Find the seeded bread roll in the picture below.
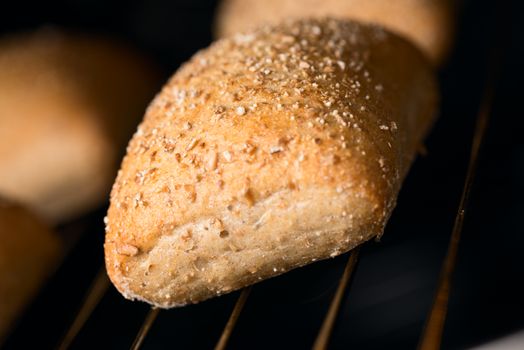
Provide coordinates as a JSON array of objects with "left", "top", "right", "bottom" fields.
[
  {"left": 215, "top": 0, "right": 454, "bottom": 65},
  {"left": 0, "top": 29, "right": 159, "bottom": 222},
  {"left": 105, "top": 18, "right": 438, "bottom": 308},
  {"left": 0, "top": 199, "right": 60, "bottom": 343}
]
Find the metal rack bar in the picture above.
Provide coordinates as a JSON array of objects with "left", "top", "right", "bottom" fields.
[
  {"left": 418, "top": 36, "right": 501, "bottom": 350},
  {"left": 130, "top": 308, "right": 161, "bottom": 350},
  {"left": 418, "top": 86, "right": 494, "bottom": 349},
  {"left": 313, "top": 248, "right": 360, "bottom": 350},
  {"left": 57, "top": 267, "right": 110, "bottom": 350},
  {"left": 215, "top": 287, "right": 252, "bottom": 350}
]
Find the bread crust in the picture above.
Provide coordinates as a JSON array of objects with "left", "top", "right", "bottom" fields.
[
  {"left": 105, "top": 18, "right": 437, "bottom": 307},
  {"left": 215, "top": 0, "right": 454, "bottom": 65},
  {"left": 0, "top": 28, "right": 159, "bottom": 222},
  {"left": 0, "top": 199, "right": 60, "bottom": 342}
]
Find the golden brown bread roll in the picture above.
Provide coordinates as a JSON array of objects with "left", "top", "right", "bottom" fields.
[
  {"left": 0, "top": 199, "right": 60, "bottom": 342},
  {"left": 215, "top": 0, "right": 454, "bottom": 65},
  {"left": 0, "top": 28, "right": 159, "bottom": 223},
  {"left": 105, "top": 18, "right": 437, "bottom": 307}
]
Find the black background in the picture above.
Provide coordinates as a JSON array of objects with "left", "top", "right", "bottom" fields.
[{"left": 1, "top": 0, "right": 524, "bottom": 349}]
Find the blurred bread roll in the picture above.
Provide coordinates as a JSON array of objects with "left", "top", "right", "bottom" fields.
[
  {"left": 0, "top": 29, "right": 160, "bottom": 222},
  {"left": 0, "top": 199, "right": 60, "bottom": 342},
  {"left": 105, "top": 18, "right": 437, "bottom": 307},
  {"left": 215, "top": 0, "right": 454, "bottom": 65}
]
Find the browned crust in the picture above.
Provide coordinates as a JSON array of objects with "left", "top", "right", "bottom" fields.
[{"left": 105, "top": 18, "right": 437, "bottom": 307}]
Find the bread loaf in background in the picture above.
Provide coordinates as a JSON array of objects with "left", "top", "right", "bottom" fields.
[
  {"left": 105, "top": 18, "right": 438, "bottom": 308},
  {"left": 0, "top": 28, "right": 160, "bottom": 223},
  {"left": 0, "top": 199, "right": 60, "bottom": 342},
  {"left": 215, "top": 0, "right": 454, "bottom": 65}
]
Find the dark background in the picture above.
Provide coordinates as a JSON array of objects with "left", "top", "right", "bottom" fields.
[{"left": 1, "top": 0, "right": 523, "bottom": 349}]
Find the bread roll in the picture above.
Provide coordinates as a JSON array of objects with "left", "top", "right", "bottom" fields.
[
  {"left": 105, "top": 18, "right": 437, "bottom": 308},
  {"left": 215, "top": 0, "right": 454, "bottom": 65},
  {"left": 0, "top": 28, "right": 159, "bottom": 222},
  {"left": 0, "top": 199, "right": 60, "bottom": 342}
]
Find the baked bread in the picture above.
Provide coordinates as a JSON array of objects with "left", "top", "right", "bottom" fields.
[
  {"left": 0, "top": 28, "right": 159, "bottom": 223},
  {"left": 0, "top": 199, "right": 60, "bottom": 342},
  {"left": 215, "top": 0, "right": 454, "bottom": 65},
  {"left": 105, "top": 18, "right": 437, "bottom": 308}
]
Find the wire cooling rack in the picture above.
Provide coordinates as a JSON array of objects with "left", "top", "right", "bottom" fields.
[{"left": 4, "top": 1, "right": 520, "bottom": 349}]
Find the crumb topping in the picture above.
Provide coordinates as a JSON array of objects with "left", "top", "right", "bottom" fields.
[{"left": 107, "top": 18, "right": 416, "bottom": 250}]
